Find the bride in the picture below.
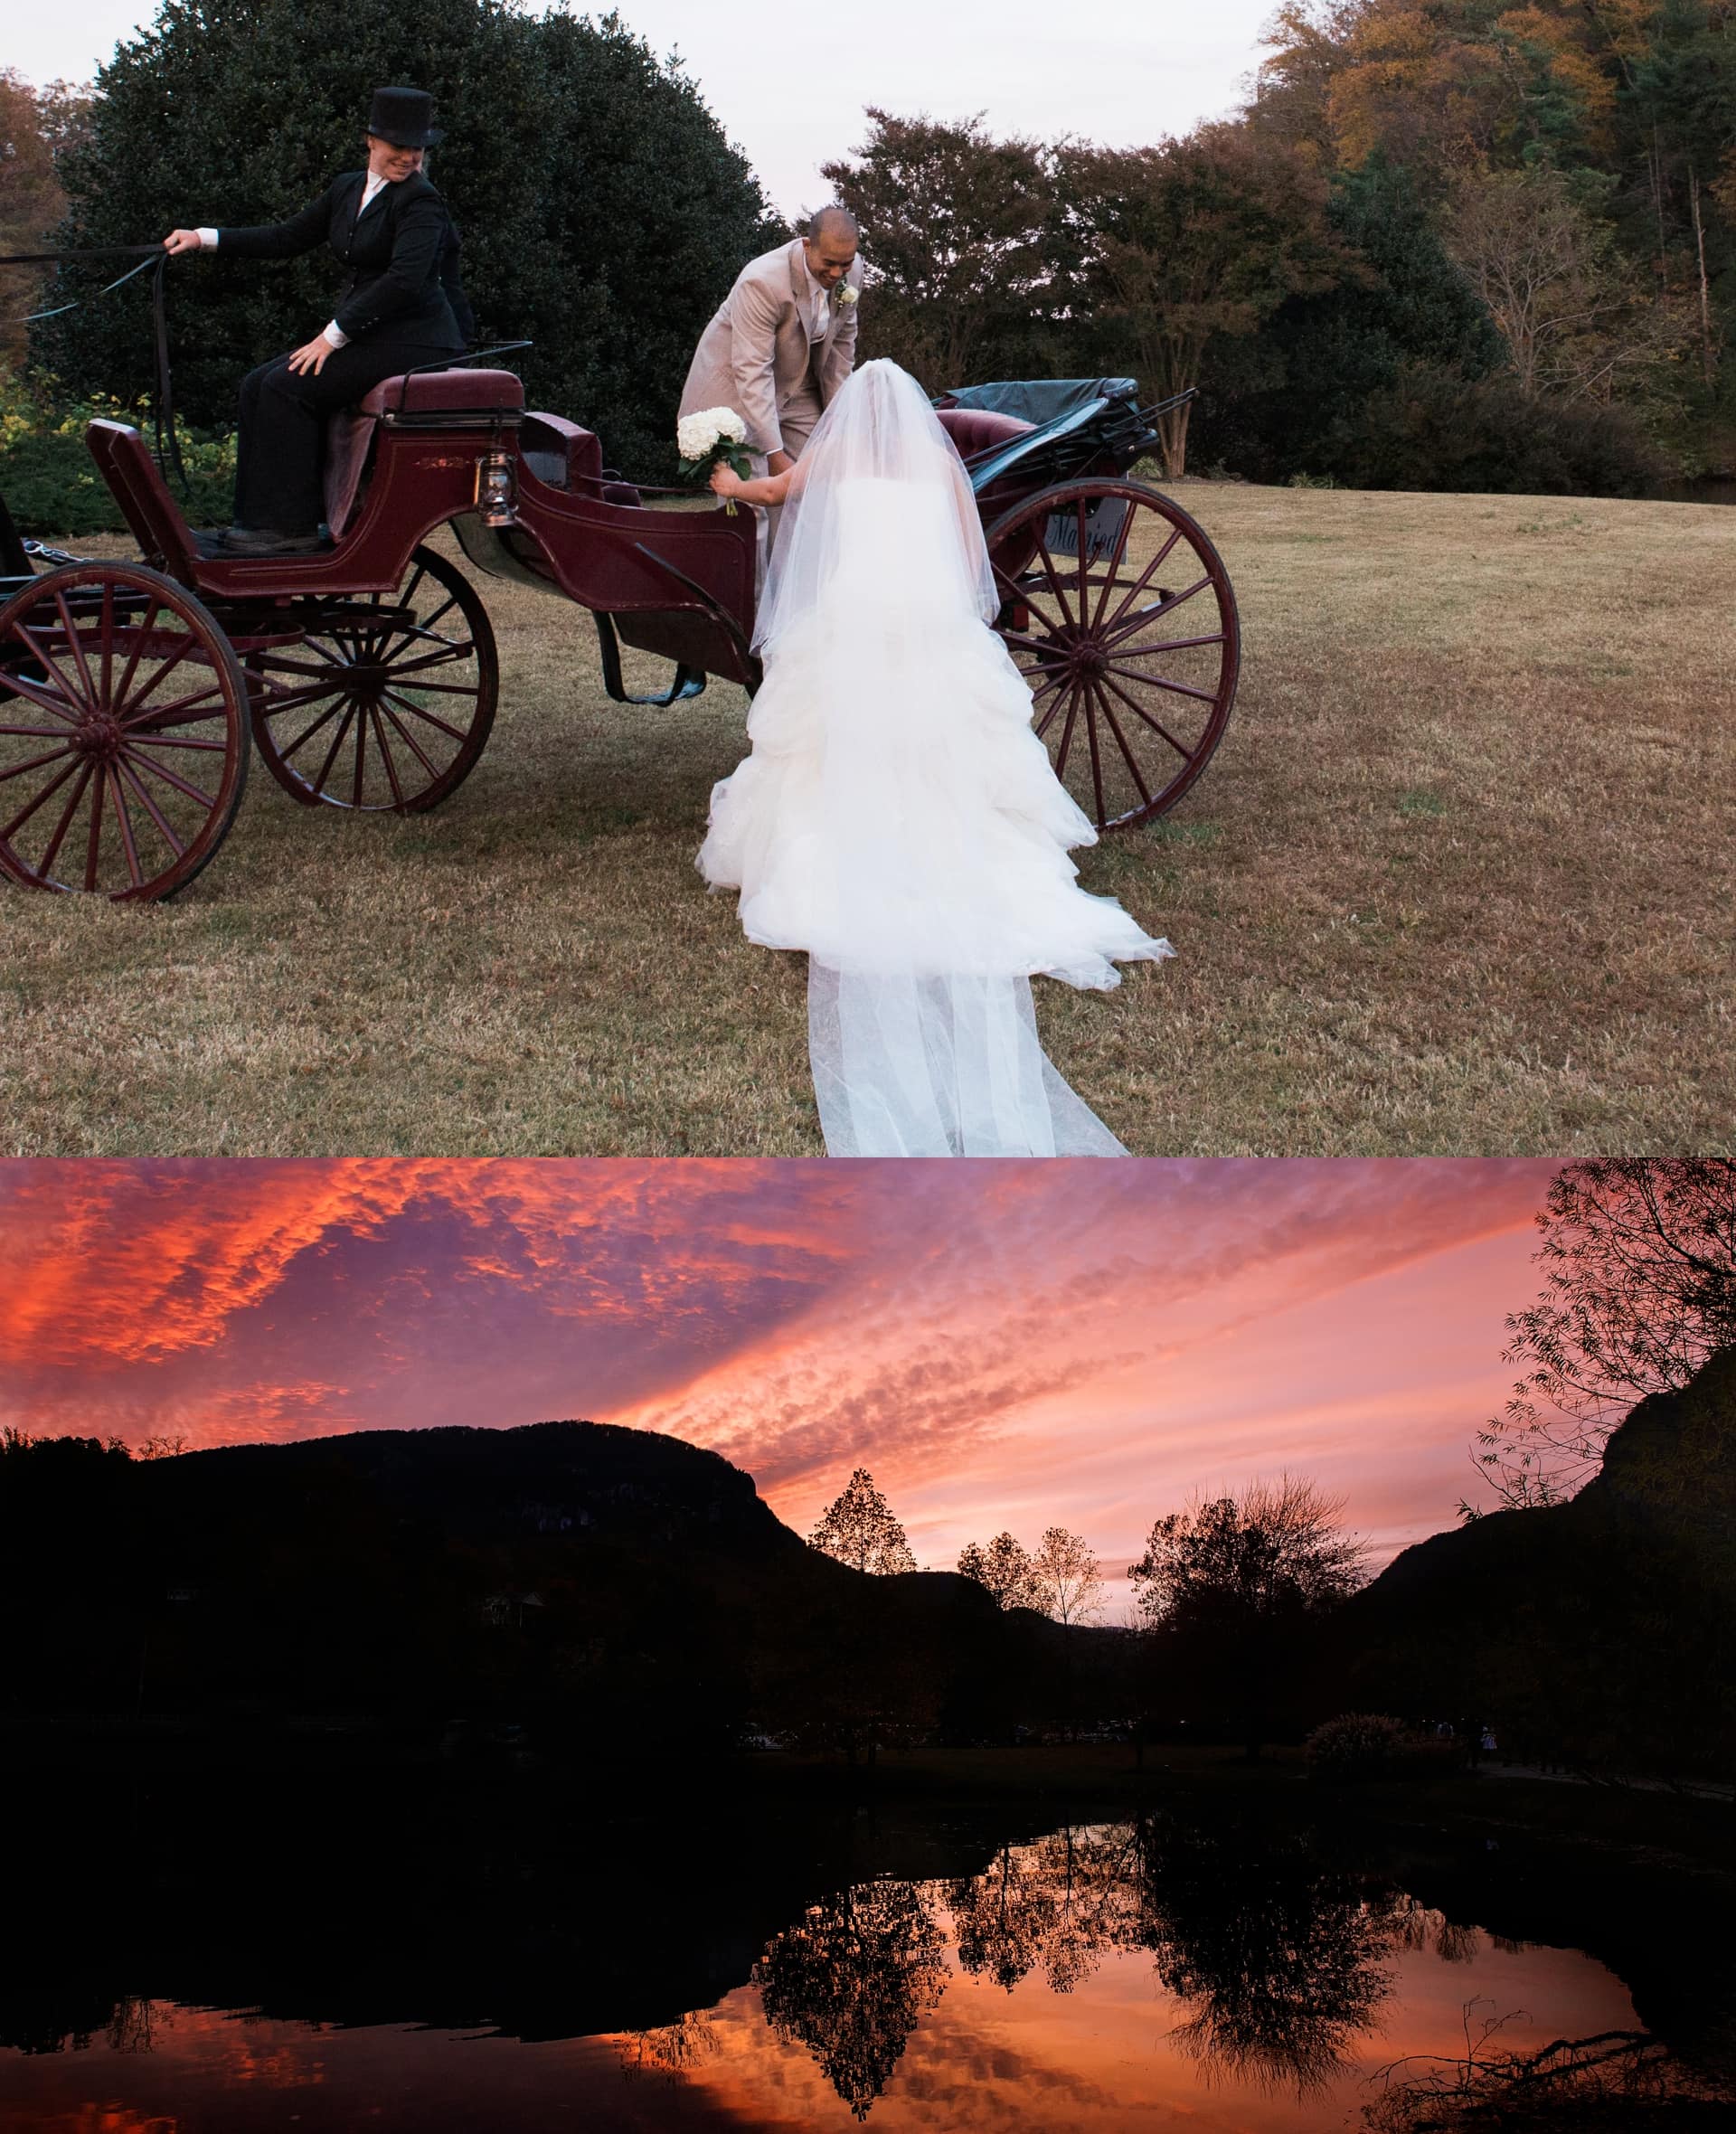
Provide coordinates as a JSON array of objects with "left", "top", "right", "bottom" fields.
[{"left": 699, "top": 358, "right": 1174, "bottom": 1157}]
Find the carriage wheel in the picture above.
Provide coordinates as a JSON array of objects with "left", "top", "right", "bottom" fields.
[
  {"left": 986, "top": 478, "right": 1240, "bottom": 832},
  {"left": 0, "top": 562, "right": 249, "bottom": 900},
  {"left": 248, "top": 543, "right": 497, "bottom": 812}
]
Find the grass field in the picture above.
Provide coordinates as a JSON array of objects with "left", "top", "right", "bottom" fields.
[{"left": 2, "top": 483, "right": 1731, "bottom": 1156}]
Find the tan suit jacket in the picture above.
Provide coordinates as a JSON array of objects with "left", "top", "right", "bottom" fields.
[{"left": 679, "top": 239, "right": 863, "bottom": 459}]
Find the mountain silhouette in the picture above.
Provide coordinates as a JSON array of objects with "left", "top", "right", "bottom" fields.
[
  {"left": 1, "top": 1419, "right": 1067, "bottom": 1757},
  {"left": 1335, "top": 1345, "right": 1736, "bottom": 1773}
]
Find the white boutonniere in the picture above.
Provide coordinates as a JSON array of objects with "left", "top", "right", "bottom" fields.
[{"left": 835, "top": 283, "right": 859, "bottom": 307}]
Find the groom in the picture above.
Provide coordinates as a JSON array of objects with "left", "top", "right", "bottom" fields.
[{"left": 679, "top": 208, "right": 863, "bottom": 486}]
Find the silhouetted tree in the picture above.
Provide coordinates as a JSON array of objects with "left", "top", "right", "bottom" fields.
[
  {"left": 808, "top": 1469, "right": 917, "bottom": 1575},
  {"left": 754, "top": 1878, "right": 947, "bottom": 2120},
  {"left": 1472, "top": 1159, "right": 1736, "bottom": 1510},
  {"left": 956, "top": 1531, "right": 1042, "bottom": 1610},
  {"left": 1129, "top": 1477, "right": 1366, "bottom": 1758},
  {"left": 1030, "top": 1526, "right": 1104, "bottom": 1627}
]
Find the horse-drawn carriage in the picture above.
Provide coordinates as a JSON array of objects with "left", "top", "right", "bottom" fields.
[{"left": 0, "top": 362, "right": 1239, "bottom": 901}]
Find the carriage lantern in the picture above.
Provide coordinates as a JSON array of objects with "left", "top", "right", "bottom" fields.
[{"left": 475, "top": 447, "right": 517, "bottom": 527}]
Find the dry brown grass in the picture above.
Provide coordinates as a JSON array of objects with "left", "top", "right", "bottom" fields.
[{"left": 3, "top": 485, "right": 1731, "bottom": 1156}]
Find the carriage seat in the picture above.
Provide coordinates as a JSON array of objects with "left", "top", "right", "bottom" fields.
[
  {"left": 359, "top": 368, "right": 526, "bottom": 419},
  {"left": 323, "top": 367, "right": 527, "bottom": 539},
  {"left": 935, "top": 407, "right": 1034, "bottom": 460}
]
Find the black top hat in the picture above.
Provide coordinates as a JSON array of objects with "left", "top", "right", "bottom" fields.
[{"left": 367, "top": 86, "right": 444, "bottom": 148}]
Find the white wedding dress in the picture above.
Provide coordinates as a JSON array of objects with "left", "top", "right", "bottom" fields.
[{"left": 697, "top": 360, "right": 1174, "bottom": 1157}]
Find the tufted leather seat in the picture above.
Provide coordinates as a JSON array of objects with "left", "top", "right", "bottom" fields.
[{"left": 936, "top": 407, "right": 1034, "bottom": 460}]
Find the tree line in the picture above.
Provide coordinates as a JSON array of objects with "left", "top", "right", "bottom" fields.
[
  {"left": 6, "top": 1, "right": 1734, "bottom": 500},
  {"left": 824, "top": 2, "right": 1736, "bottom": 491}
]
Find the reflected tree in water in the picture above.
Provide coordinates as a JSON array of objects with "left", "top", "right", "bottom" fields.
[
  {"left": 754, "top": 1878, "right": 947, "bottom": 2120},
  {"left": 1126, "top": 1814, "right": 1395, "bottom": 2096},
  {"left": 949, "top": 1824, "right": 1144, "bottom": 1997}
]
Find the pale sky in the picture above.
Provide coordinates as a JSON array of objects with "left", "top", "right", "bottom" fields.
[{"left": 10, "top": 1, "right": 1278, "bottom": 214}]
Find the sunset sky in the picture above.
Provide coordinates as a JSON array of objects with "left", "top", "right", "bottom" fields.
[{"left": 0, "top": 1159, "right": 1561, "bottom": 1595}]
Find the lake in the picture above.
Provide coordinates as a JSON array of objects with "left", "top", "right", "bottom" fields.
[{"left": 0, "top": 1763, "right": 1723, "bottom": 2131}]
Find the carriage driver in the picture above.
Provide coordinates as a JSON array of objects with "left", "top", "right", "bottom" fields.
[{"left": 164, "top": 87, "right": 472, "bottom": 556}]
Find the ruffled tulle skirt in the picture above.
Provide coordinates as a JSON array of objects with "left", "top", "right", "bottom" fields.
[{"left": 697, "top": 595, "right": 1173, "bottom": 1156}]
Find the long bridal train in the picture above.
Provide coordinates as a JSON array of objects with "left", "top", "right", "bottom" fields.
[{"left": 697, "top": 359, "right": 1173, "bottom": 1157}]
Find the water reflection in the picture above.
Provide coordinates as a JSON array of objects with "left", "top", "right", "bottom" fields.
[
  {"left": 756, "top": 1881, "right": 948, "bottom": 2119},
  {"left": 0, "top": 1783, "right": 1717, "bottom": 2134}
]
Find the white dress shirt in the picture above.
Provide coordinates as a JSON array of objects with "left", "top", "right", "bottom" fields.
[{"left": 197, "top": 168, "right": 389, "bottom": 350}]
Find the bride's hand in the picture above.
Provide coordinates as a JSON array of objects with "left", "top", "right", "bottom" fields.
[{"left": 709, "top": 465, "right": 745, "bottom": 499}]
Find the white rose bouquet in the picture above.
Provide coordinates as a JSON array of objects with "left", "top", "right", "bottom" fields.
[{"left": 677, "top": 406, "right": 754, "bottom": 514}]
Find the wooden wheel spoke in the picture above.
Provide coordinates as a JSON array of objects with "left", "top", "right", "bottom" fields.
[
  {"left": 383, "top": 644, "right": 474, "bottom": 680},
  {"left": 83, "top": 757, "right": 107, "bottom": 891},
  {"left": 0, "top": 666, "right": 79, "bottom": 722},
  {"left": 1097, "top": 671, "right": 1194, "bottom": 760},
  {"left": 115, "top": 752, "right": 187, "bottom": 857},
  {"left": 374, "top": 675, "right": 482, "bottom": 699},
  {"left": 0, "top": 563, "right": 247, "bottom": 894},
  {"left": 1089, "top": 684, "right": 1154, "bottom": 808},
  {"left": 1101, "top": 574, "right": 1210, "bottom": 650},
  {"left": 377, "top": 701, "right": 442, "bottom": 783},
  {"left": 250, "top": 651, "right": 350, "bottom": 683},
  {"left": 36, "top": 762, "right": 93, "bottom": 878},
  {"left": 13, "top": 621, "right": 90, "bottom": 711},
  {"left": 0, "top": 743, "right": 74, "bottom": 783},
  {"left": 352, "top": 698, "right": 369, "bottom": 807},
  {"left": 127, "top": 747, "right": 219, "bottom": 808},
  {"left": 377, "top": 590, "right": 458, "bottom": 662},
  {"left": 116, "top": 629, "right": 197, "bottom": 713},
  {"left": 1052, "top": 684, "right": 1083, "bottom": 777},
  {"left": 1110, "top": 629, "right": 1226, "bottom": 659},
  {"left": 1099, "top": 525, "right": 1184, "bottom": 637},
  {"left": 311, "top": 705, "right": 359, "bottom": 798},
  {"left": 1104, "top": 661, "right": 1220, "bottom": 705},
  {"left": 98, "top": 581, "right": 117, "bottom": 711},
  {"left": 368, "top": 706, "right": 407, "bottom": 808},
  {"left": 1090, "top": 501, "right": 1137, "bottom": 631},
  {"left": 52, "top": 589, "right": 99, "bottom": 708},
  {"left": 276, "top": 700, "right": 348, "bottom": 764},
  {"left": 380, "top": 688, "right": 469, "bottom": 744},
  {"left": 1081, "top": 669, "right": 1109, "bottom": 826},
  {"left": 120, "top": 681, "right": 230, "bottom": 731},
  {"left": 111, "top": 601, "right": 160, "bottom": 709},
  {"left": 999, "top": 629, "right": 1072, "bottom": 665},
  {"left": 2, "top": 754, "right": 81, "bottom": 840},
  {"left": 254, "top": 675, "right": 349, "bottom": 716},
  {"left": 990, "top": 564, "right": 1069, "bottom": 638},
  {"left": 126, "top": 731, "right": 231, "bottom": 753},
  {"left": 108, "top": 764, "right": 146, "bottom": 888}
]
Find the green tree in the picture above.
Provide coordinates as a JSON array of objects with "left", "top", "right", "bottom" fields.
[
  {"left": 821, "top": 109, "right": 1061, "bottom": 390},
  {"left": 808, "top": 1468, "right": 917, "bottom": 1575},
  {"left": 1060, "top": 121, "right": 1351, "bottom": 475},
  {"left": 30, "top": 0, "right": 778, "bottom": 476}
]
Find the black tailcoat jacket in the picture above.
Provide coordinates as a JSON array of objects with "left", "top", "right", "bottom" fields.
[{"left": 218, "top": 170, "right": 469, "bottom": 357}]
